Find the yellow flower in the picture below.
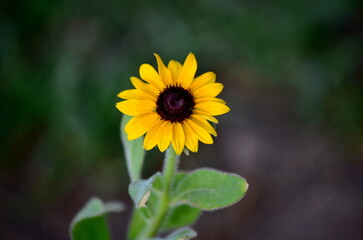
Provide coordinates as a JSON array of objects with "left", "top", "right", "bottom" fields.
[{"left": 116, "top": 53, "right": 230, "bottom": 155}]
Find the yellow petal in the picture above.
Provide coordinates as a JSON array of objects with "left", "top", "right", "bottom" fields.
[
  {"left": 154, "top": 53, "right": 173, "bottom": 86},
  {"left": 193, "top": 110, "right": 219, "bottom": 123},
  {"left": 116, "top": 99, "right": 155, "bottom": 116},
  {"left": 130, "top": 76, "right": 159, "bottom": 97},
  {"left": 143, "top": 121, "right": 163, "bottom": 150},
  {"left": 190, "top": 72, "right": 216, "bottom": 92},
  {"left": 184, "top": 119, "right": 213, "bottom": 144},
  {"left": 181, "top": 121, "right": 199, "bottom": 152},
  {"left": 157, "top": 121, "right": 172, "bottom": 152},
  {"left": 190, "top": 115, "right": 217, "bottom": 137},
  {"left": 168, "top": 60, "right": 182, "bottom": 84},
  {"left": 171, "top": 123, "right": 185, "bottom": 155},
  {"left": 177, "top": 53, "right": 197, "bottom": 89},
  {"left": 193, "top": 83, "right": 224, "bottom": 98},
  {"left": 195, "top": 101, "right": 230, "bottom": 116},
  {"left": 139, "top": 64, "right": 164, "bottom": 90},
  {"left": 124, "top": 113, "right": 160, "bottom": 140},
  {"left": 195, "top": 97, "right": 226, "bottom": 104},
  {"left": 117, "top": 89, "right": 155, "bottom": 101}
]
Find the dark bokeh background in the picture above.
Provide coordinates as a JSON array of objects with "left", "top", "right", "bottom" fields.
[{"left": 1, "top": 0, "right": 363, "bottom": 239}]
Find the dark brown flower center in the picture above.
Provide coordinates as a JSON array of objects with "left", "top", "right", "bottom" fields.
[{"left": 156, "top": 86, "right": 195, "bottom": 123}]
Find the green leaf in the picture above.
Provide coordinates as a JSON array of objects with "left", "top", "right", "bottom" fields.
[
  {"left": 167, "top": 227, "right": 197, "bottom": 240},
  {"left": 127, "top": 175, "right": 162, "bottom": 240},
  {"left": 121, "top": 114, "right": 145, "bottom": 182},
  {"left": 128, "top": 173, "right": 160, "bottom": 208},
  {"left": 70, "top": 197, "right": 125, "bottom": 240},
  {"left": 161, "top": 204, "right": 201, "bottom": 231},
  {"left": 158, "top": 172, "right": 200, "bottom": 231},
  {"left": 171, "top": 168, "right": 248, "bottom": 211},
  {"left": 150, "top": 227, "right": 197, "bottom": 240},
  {"left": 128, "top": 173, "right": 201, "bottom": 240}
]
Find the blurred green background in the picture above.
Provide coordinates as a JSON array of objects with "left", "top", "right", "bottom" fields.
[{"left": 1, "top": 0, "right": 363, "bottom": 239}]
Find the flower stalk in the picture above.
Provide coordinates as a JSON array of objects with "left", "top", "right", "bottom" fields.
[{"left": 138, "top": 147, "right": 179, "bottom": 239}]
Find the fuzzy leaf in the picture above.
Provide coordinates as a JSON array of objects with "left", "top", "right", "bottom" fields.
[
  {"left": 70, "top": 197, "right": 125, "bottom": 240},
  {"left": 161, "top": 204, "right": 201, "bottom": 231},
  {"left": 150, "top": 227, "right": 197, "bottom": 240},
  {"left": 159, "top": 172, "right": 200, "bottom": 231},
  {"left": 129, "top": 173, "right": 159, "bottom": 208},
  {"left": 128, "top": 175, "right": 162, "bottom": 240},
  {"left": 172, "top": 168, "right": 248, "bottom": 211},
  {"left": 167, "top": 227, "right": 197, "bottom": 240},
  {"left": 121, "top": 114, "right": 145, "bottom": 182},
  {"left": 128, "top": 173, "right": 201, "bottom": 240}
]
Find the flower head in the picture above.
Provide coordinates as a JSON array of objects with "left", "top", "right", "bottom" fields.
[{"left": 116, "top": 53, "right": 230, "bottom": 155}]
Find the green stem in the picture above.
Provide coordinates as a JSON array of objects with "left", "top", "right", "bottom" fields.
[{"left": 140, "top": 147, "right": 179, "bottom": 239}]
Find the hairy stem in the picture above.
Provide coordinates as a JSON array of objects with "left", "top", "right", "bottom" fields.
[{"left": 139, "top": 147, "right": 179, "bottom": 239}]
